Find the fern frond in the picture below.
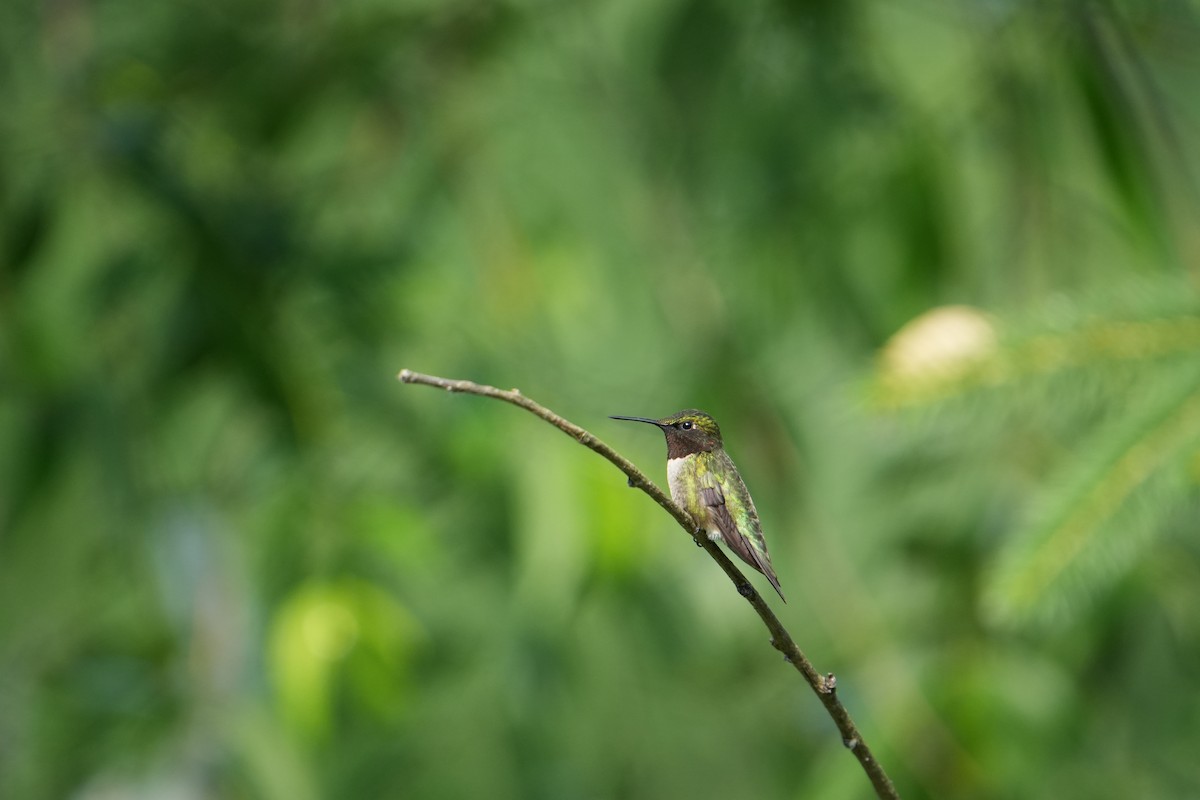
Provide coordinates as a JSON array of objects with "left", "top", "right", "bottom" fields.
[{"left": 982, "top": 366, "right": 1200, "bottom": 628}]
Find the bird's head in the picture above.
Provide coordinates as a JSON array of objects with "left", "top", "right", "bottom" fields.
[{"left": 610, "top": 409, "right": 723, "bottom": 457}]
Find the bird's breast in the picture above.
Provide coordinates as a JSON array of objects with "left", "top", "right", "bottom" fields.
[{"left": 666, "top": 455, "right": 715, "bottom": 531}]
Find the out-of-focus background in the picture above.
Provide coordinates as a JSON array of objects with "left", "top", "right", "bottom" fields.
[{"left": 4, "top": 0, "right": 1200, "bottom": 797}]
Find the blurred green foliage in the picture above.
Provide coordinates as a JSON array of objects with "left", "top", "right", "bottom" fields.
[{"left": 4, "top": 0, "right": 1200, "bottom": 797}]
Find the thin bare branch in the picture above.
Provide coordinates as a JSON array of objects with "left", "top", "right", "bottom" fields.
[{"left": 398, "top": 369, "right": 901, "bottom": 800}]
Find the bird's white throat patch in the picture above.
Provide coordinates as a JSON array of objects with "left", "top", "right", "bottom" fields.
[{"left": 666, "top": 456, "right": 687, "bottom": 488}]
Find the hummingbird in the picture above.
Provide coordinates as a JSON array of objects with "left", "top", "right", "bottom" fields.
[{"left": 610, "top": 409, "right": 785, "bottom": 602}]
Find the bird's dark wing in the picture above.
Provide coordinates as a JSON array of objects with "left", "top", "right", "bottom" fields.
[{"left": 700, "top": 483, "right": 786, "bottom": 602}]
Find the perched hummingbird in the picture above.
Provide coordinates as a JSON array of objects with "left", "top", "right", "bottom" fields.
[{"left": 610, "top": 409, "right": 785, "bottom": 602}]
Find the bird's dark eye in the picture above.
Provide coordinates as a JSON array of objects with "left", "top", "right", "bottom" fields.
[{"left": 680, "top": 421, "right": 693, "bottom": 430}]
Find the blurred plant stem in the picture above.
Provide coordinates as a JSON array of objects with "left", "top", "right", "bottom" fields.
[{"left": 398, "top": 369, "right": 900, "bottom": 800}]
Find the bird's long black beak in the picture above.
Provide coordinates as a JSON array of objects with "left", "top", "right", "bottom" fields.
[{"left": 609, "top": 415, "right": 664, "bottom": 427}]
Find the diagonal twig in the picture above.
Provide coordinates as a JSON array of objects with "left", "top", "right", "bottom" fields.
[{"left": 398, "top": 369, "right": 900, "bottom": 800}]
